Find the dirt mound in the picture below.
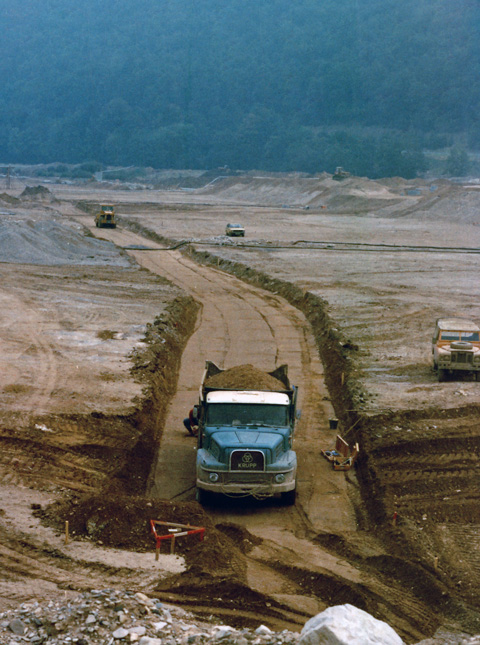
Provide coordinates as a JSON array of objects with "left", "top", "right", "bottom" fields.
[
  {"left": 36, "top": 493, "right": 243, "bottom": 574},
  {"left": 198, "top": 174, "right": 409, "bottom": 212},
  {"left": 21, "top": 185, "right": 56, "bottom": 200},
  {"left": 205, "top": 364, "right": 285, "bottom": 391},
  {"left": 0, "top": 214, "right": 132, "bottom": 266},
  {"left": 0, "top": 192, "right": 19, "bottom": 205}
]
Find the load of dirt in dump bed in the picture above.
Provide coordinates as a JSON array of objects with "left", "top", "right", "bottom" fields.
[{"left": 205, "top": 364, "right": 285, "bottom": 391}]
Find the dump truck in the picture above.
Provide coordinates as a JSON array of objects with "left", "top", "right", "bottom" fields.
[
  {"left": 195, "top": 361, "right": 298, "bottom": 505},
  {"left": 432, "top": 318, "right": 480, "bottom": 381},
  {"left": 95, "top": 204, "right": 116, "bottom": 228}
]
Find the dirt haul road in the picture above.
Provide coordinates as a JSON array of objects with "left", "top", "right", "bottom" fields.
[{"left": 78, "top": 222, "right": 366, "bottom": 629}]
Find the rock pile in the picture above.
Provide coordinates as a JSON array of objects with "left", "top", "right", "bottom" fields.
[
  {"left": 3, "top": 590, "right": 479, "bottom": 644},
  {"left": 0, "top": 589, "right": 299, "bottom": 645}
]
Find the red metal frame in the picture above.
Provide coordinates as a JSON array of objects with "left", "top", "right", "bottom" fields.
[{"left": 150, "top": 520, "right": 205, "bottom": 552}]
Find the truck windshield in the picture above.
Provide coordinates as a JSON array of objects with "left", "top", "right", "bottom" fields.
[
  {"left": 441, "top": 332, "right": 460, "bottom": 341},
  {"left": 461, "top": 331, "right": 480, "bottom": 341},
  {"left": 206, "top": 403, "right": 289, "bottom": 427},
  {"left": 441, "top": 331, "right": 480, "bottom": 341}
]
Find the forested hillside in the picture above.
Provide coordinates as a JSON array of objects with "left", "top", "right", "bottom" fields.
[{"left": 2, "top": 0, "right": 479, "bottom": 177}]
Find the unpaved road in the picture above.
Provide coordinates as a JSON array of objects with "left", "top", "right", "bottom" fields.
[
  {"left": 78, "top": 222, "right": 365, "bottom": 630},
  {"left": 1, "top": 176, "right": 480, "bottom": 643}
]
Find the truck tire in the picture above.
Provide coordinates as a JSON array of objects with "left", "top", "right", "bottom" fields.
[
  {"left": 282, "top": 488, "right": 296, "bottom": 506},
  {"left": 196, "top": 488, "right": 211, "bottom": 505},
  {"left": 450, "top": 341, "right": 473, "bottom": 350},
  {"left": 438, "top": 369, "right": 448, "bottom": 382}
]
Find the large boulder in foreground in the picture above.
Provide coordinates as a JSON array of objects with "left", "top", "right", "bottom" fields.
[{"left": 299, "top": 604, "right": 403, "bottom": 645}]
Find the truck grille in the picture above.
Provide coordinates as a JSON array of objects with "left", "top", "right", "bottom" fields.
[
  {"left": 452, "top": 352, "right": 473, "bottom": 364},
  {"left": 225, "top": 473, "right": 271, "bottom": 485},
  {"left": 230, "top": 449, "right": 265, "bottom": 471}
]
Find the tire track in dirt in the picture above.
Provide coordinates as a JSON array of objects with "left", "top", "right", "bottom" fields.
[
  {"left": 89, "top": 227, "right": 338, "bottom": 511},
  {"left": 136, "top": 250, "right": 303, "bottom": 502},
  {"left": 0, "top": 290, "right": 58, "bottom": 420}
]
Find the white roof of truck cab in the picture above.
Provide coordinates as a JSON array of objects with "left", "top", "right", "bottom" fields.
[
  {"left": 206, "top": 391, "right": 290, "bottom": 405},
  {"left": 437, "top": 318, "right": 480, "bottom": 331}
]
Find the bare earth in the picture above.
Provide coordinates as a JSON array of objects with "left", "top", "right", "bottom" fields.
[{"left": 1, "top": 174, "right": 480, "bottom": 643}]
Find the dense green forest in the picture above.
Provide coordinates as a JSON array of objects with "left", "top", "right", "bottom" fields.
[{"left": 1, "top": 0, "right": 479, "bottom": 178}]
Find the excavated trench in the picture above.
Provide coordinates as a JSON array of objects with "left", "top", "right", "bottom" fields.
[{"left": 36, "top": 212, "right": 480, "bottom": 639}]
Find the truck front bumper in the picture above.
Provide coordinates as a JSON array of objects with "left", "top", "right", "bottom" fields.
[
  {"left": 196, "top": 478, "right": 295, "bottom": 496},
  {"left": 438, "top": 362, "right": 480, "bottom": 372}
]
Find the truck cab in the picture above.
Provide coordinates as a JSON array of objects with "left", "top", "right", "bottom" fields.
[
  {"left": 196, "top": 362, "right": 298, "bottom": 505},
  {"left": 432, "top": 318, "right": 480, "bottom": 381}
]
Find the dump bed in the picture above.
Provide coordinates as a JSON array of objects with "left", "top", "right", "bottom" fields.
[{"left": 201, "top": 361, "right": 293, "bottom": 399}]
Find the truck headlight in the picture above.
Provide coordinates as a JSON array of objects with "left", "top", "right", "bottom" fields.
[
  {"left": 209, "top": 472, "right": 219, "bottom": 483},
  {"left": 275, "top": 473, "right": 286, "bottom": 483}
]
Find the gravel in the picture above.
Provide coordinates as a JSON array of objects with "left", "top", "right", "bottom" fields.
[{"left": 0, "top": 589, "right": 300, "bottom": 645}]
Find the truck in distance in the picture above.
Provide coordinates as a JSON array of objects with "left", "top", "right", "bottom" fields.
[
  {"left": 432, "top": 318, "right": 480, "bottom": 381},
  {"left": 195, "top": 361, "right": 298, "bottom": 505},
  {"left": 95, "top": 204, "right": 116, "bottom": 228},
  {"left": 225, "top": 222, "right": 245, "bottom": 237}
]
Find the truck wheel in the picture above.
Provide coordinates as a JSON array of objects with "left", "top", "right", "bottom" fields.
[
  {"left": 196, "top": 488, "right": 211, "bottom": 505},
  {"left": 438, "top": 369, "right": 448, "bottom": 382},
  {"left": 282, "top": 488, "right": 296, "bottom": 506}
]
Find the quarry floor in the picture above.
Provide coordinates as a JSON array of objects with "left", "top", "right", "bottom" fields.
[{"left": 0, "top": 173, "right": 480, "bottom": 644}]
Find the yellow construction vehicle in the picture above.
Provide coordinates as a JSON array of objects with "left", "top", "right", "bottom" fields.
[
  {"left": 95, "top": 204, "right": 116, "bottom": 228},
  {"left": 332, "top": 167, "right": 351, "bottom": 181}
]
